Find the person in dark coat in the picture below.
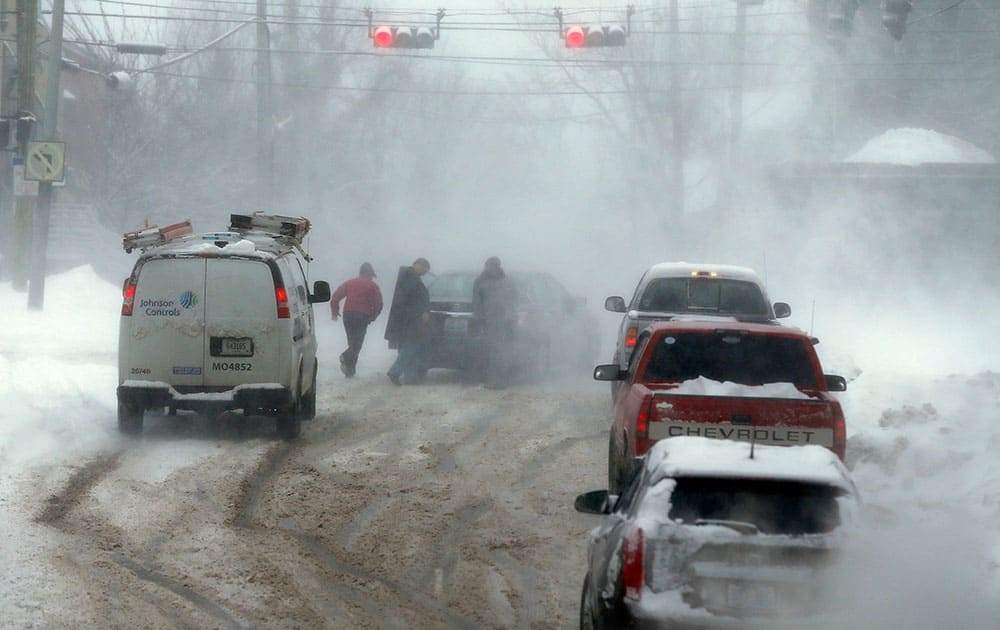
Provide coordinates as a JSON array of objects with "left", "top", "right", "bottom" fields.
[
  {"left": 330, "top": 262, "right": 383, "bottom": 377},
  {"left": 384, "top": 257, "right": 431, "bottom": 385},
  {"left": 473, "top": 256, "right": 518, "bottom": 389}
]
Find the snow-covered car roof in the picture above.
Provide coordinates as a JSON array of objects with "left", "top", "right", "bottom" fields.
[
  {"left": 644, "top": 436, "right": 855, "bottom": 493},
  {"left": 643, "top": 262, "right": 765, "bottom": 284}
]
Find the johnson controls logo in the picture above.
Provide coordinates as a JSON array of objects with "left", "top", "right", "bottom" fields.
[{"left": 179, "top": 291, "right": 199, "bottom": 309}]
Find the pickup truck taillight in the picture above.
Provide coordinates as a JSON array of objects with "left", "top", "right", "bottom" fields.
[
  {"left": 833, "top": 416, "right": 846, "bottom": 460},
  {"left": 625, "top": 326, "right": 638, "bottom": 349},
  {"left": 636, "top": 396, "right": 654, "bottom": 440}
]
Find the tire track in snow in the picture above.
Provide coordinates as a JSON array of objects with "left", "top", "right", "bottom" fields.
[
  {"left": 35, "top": 452, "right": 123, "bottom": 524},
  {"left": 35, "top": 450, "right": 248, "bottom": 628},
  {"left": 230, "top": 417, "right": 480, "bottom": 628}
]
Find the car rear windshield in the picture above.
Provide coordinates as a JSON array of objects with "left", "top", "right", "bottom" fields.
[
  {"left": 637, "top": 278, "right": 768, "bottom": 316},
  {"left": 429, "top": 272, "right": 533, "bottom": 304},
  {"left": 667, "top": 477, "right": 844, "bottom": 535},
  {"left": 644, "top": 332, "right": 819, "bottom": 388},
  {"left": 429, "top": 273, "right": 476, "bottom": 302}
]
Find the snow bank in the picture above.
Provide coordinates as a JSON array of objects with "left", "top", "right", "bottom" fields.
[{"left": 845, "top": 128, "right": 997, "bottom": 166}]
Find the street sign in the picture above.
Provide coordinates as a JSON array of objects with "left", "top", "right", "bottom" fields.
[{"left": 25, "top": 141, "right": 66, "bottom": 182}]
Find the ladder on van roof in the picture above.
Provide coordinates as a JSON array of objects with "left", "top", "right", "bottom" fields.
[
  {"left": 230, "top": 212, "right": 310, "bottom": 242},
  {"left": 122, "top": 220, "right": 194, "bottom": 253}
]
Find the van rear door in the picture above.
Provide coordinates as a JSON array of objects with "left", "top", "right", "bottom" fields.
[
  {"left": 203, "top": 258, "right": 281, "bottom": 386},
  {"left": 126, "top": 258, "right": 206, "bottom": 386}
]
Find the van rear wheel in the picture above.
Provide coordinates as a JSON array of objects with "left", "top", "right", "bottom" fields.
[
  {"left": 277, "top": 373, "right": 303, "bottom": 439},
  {"left": 118, "top": 403, "right": 144, "bottom": 435},
  {"left": 299, "top": 361, "right": 317, "bottom": 421}
]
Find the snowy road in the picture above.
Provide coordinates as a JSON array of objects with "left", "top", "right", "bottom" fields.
[
  {"left": 6, "top": 368, "right": 610, "bottom": 628},
  {"left": 3, "top": 267, "right": 1000, "bottom": 628}
]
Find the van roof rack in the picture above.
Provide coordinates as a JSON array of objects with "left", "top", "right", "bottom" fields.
[
  {"left": 229, "top": 212, "right": 310, "bottom": 242},
  {"left": 122, "top": 220, "right": 194, "bottom": 253}
]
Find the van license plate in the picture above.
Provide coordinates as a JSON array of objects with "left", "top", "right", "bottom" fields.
[{"left": 212, "top": 337, "right": 254, "bottom": 357}]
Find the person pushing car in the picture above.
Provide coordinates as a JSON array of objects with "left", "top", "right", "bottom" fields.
[{"left": 330, "top": 262, "right": 383, "bottom": 377}]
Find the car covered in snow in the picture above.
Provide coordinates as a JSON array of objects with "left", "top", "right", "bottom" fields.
[
  {"left": 604, "top": 263, "right": 791, "bottom": 379},
  {"left": 116, "top": 214, "right": 330, "bottom": 438},
  {"left": 575, "top": 436, "right": 859, "bottom": 628}
]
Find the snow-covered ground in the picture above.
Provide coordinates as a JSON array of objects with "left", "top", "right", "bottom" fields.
[{"left": 2, "top": 265, "right": 999, "bottom": 625}]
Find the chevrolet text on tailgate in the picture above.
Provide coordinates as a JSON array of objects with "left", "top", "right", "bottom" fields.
[{"left": 594, "top": 320, "right": 847, "bottom": 492}]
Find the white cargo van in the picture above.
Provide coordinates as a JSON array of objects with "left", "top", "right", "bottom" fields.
[{"left": 116, "top": 214, "right": 331, "bottom": 438}]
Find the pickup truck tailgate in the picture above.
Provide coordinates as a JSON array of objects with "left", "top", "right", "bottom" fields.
[{"left": 648, "top": 393, "right": 839, "bottom": 448}]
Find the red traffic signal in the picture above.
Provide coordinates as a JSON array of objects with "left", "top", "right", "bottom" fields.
[
  {"left": 373, "top": 26, "right": 394, "bottom": 47},
  {"left": 372, "top": 25, "right": 436, "bottom": 49},
  {"left": 564, "top": 24, "right": 627, "bottom": 48}
]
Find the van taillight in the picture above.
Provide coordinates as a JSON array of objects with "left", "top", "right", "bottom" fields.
[
  {"left": 625, "top": 327, "right": 638, "bottom": 349},
  {"left": 622, "top": 524, "right": 645, "bottom": 601},
  {"left": 275, "top": 287, "right": 290, "bottom": 319},
  {"left": 121, "top": 284, "right": 136, "bottom": 316}
]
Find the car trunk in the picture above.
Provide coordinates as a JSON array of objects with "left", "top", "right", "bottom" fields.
[{"left": 646, "top": 476, "right": 844, "bottom": 617}]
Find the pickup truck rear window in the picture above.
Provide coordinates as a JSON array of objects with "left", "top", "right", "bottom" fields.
[
  {"left": 637, "top": 278, "right": 768, "bottom": 315},
  {"left": 644, "top": 332, "right": 818, "bottom": 388}
]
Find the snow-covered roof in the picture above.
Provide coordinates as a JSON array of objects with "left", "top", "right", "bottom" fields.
[
  {"left": 645, "top": 262, "right": 765, "bottom": 285},
  {"left": 645, "top": 436, "right": 854, "bottom": 492},
  {"left": 138, "top": 232, "right": 294, "bottom": 260},
  {"left": 845, "top": 128, "right": 997, "bottom": 166}
]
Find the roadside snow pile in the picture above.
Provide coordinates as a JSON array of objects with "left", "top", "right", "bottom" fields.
[
  {"left": 0, "top": 265, "right": 121, "bottom": 464},
  {"left": 842, "top": 370, "right": 1000, "bottom": 608},
  {"left": 845, "top": 128, "right": 997, "bottom": 166},
  {"left": 0, "top": 264, "right": 121, "bottom": 357}
]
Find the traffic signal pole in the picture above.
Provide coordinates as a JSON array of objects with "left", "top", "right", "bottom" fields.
[
  {"left": 721, "top": 0, "right": 749, "bottom": 214},
  {"left": 12, "top": 0, "right": 37, "bottom": 292},
  {"left": 668, "top": 0, "right": 684, "bottom": 221},
  {"left": 27, "top": 0, "right": 65, "bottom": 310},
  {"left": 256, "top": 0, "right": 273, "bottom": 211}
]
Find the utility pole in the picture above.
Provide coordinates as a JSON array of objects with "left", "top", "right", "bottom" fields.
[
  {"left": 730, "top": 1, "right": 748, "bottom": 147},
  {"left": 12, "top": 0, "right": 37, "bottom": 291},
  {"left": 256, "top": 0, "right": 273, "bottom": 210},
  {"left": 721, "top": 0, "right": 750, "bottom": 214},
  {"left": 27, "top": 0, "right": 64, "bottom": 309},
  {"left": 668, "top": 0, "right": 684, "bottom": 221}
]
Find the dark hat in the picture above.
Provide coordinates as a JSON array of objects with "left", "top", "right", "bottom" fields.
[
  {"left": 359, "top": 262, "right": 376, "bottom": 278},
  {"left": 485, "top": 256, "right": 502, "bottom": 269}
]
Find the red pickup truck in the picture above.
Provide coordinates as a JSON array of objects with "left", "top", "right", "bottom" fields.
[{"left": 594, "top": 320, "right": 847, "bottom": 492}]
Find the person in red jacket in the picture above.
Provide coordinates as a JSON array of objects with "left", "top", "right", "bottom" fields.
[{"left": 330, "top": 262, "right": 383, "bottom": 377}]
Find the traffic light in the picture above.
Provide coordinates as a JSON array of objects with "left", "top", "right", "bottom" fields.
[
  {"left": 372, "top": 26, "right": 436, "bottom": 49},
  {"left": 564, "top": 24, "right": 627, "bottom": 48},
  {"left": 881, "top": 0, "right": 913, "bottom": 40},
  {"left": 367, "top": 8, "right": 444, "bottom": 49}
]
